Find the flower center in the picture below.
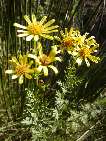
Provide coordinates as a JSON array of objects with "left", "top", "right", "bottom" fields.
[
  {"left": 39, "top": 54, "right": 51, "bottom": 66},
  {"left": 62, "top": 37, "right": 73, "bottom": 47},
  {"left": 15, "top": 65, "right": 27, "bottom": 75},
  {"left": 27, "top": 23, "right": 44, "bottom": 35},
  {"left": 79, "top": 47, "right": 91, "bottom": 58}
]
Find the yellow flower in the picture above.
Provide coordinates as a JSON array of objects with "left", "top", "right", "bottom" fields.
[
  {"left": 74, "top": 45, "right": 100, "bottom": 67},
  {"left": 5, "top": 55, "right": 34, "bottom": 84},
  {"left": 55, "top": 27, "right": 81, "bottom": 54},
  {"left": 14, "top": 14, "right": 59, "bottom": 41},
  {"left": 28, "top": 43, "right": 61, "bottom": 76},
  {"left": 71, "top": 33, "right": 100, "bottom": 67}
]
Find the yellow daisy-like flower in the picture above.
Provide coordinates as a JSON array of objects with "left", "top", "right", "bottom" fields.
[
  {"left": 5, "top": 55, "right": 34, "bottom": 84},
  {"left": 55, "top": 27, "right": 81, "bottom": 54},
  {"left": 28, "top": 43, "right": 61, "bottom": 76},
  {"left": 73, "top": 45, "right": 100, "bottom": 67},
  {"left": 14, "top": 14, "right": 59, "bottom": 41},
  {"left": 71, "top": 33, "right": 100, "bottom": 67}
]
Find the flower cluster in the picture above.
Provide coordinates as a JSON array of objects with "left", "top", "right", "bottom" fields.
[
  {"left": 5, "top": 14, "right": 100, "bottom": 84},
  {"left": 55, "top": 28, "right": 100, "bottom": 66}
]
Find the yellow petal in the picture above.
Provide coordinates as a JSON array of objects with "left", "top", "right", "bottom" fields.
[
  {"left": 32, "top": 14, "right": 36, "bottom": 23},
  {"left": 88, "top": 55, "right": 100, "bottom": 63},
  {"left": 49, "top": 47, "right": 57, "bottom": 58},
  {"left": 22, "top": 55, "right": 28, "bottom": 64},
  {"left": 28, "top": 54, "right": 37, "bottom": 59},
  {"left": 67, "top": 50, "right": 72, "bottom": 54},
  {"left": 29, "top": 60, "right": 34, "bottom": 66},
  {"left": 26, "top": 69, "right": 34, "bottom": 73},
  {"left": 40, "top": 34, "right": 53, "bottom": 40},
  {"left": 19, "top": 75, "right": 24, "bottom": 84},
  {"left": 76, "top": 58, "right": 82, "bottom": 66},
  {"left": 11, "top": 57, "right": 19, "bottom": 65},
  {"left": 17, "top": 33, "right": 29, "bottom": 37},
  {"left": 43, "top": 29, "right": 58, "bottom": 34},
  {"left": 24, "top": 15, "right": 31, "bottom": 24},
  {"left": 42, "top": 66, "right": 48, "bottom": 76},
  {"left": 72, "top": 51, "right": 78, "bottom": 56},
  {"left": 65, "top": 28, "right": 68, "bottom": 36},
  {"left": 34, "top": 35, "right": 39, "bottom": 41},
  {"left": 44, "top": 19, "right": 55, "bottom": 28},
  {"left": 13, "top": 23, "right": 27, "bottom": 29},
  {"left": 54, "top": 36, "right": 61, "bottom": 41},
  {"left": 12, "top": 75, "right": 18, "bottom": 79},
  {"left": 60, "top": 30, "right": 65, "bottom": 37},
  {"left": 17, "top": 30, "right": 28, "bottom": 33},
  {"left": 49, "top": 65, "right": 58, "bottom": 74},
  {"left": 25, "top": 73, "right": 32, "bottom": 79},
  {"left": 40, "top": 16, "right": 47, "bottom": 24},
  {"left": 5, "top": 70, "right": 14, "bottom": 74},
  {"left": 36, "top": 66, "right": 42, "bottom": 73},
  {"left": 19, "top": 54, "right": 23, "bottom": 64},
  {"left": 26, "top": 35, "right": 34, "bottom": 41},
  {"left": 55, "top": 57, "right": 61, "bottom": 62},
  {"left": 44, "top": 25, "right": 59, "bottom": 31},
  {"left": 85, "top": 58, "right": 90, "bottom": 67}
]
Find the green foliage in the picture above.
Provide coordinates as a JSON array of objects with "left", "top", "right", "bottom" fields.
[
  {"left": 17, "top": 65, "right": 105, "bottom": 140},
  {"left": 20, "top": 78, "right": 105, "bottom": 141}
]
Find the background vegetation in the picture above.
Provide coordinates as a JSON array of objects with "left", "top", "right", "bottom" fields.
[{"left": 0, "top": 0, "right": 106, "bottom": 140}]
